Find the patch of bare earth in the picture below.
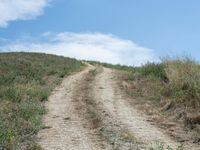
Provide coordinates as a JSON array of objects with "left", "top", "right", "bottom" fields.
[
  {"left": 37, "top": 65, "right": 111, "bottom": 150},
  {"left": 75, "top": 67, "right": 143, "bottom": 150}
]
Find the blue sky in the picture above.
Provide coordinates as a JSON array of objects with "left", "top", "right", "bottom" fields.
[{"left": 0, "top": 0, "right": 200, "bottom": 65}]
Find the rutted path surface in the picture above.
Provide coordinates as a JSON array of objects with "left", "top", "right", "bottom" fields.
[
  {"left": 93, "top": 68, "right": 180, "bottom": 149},
  {"left": 37, "top": 65, "right": 111, "bottom": 150},
  {"left": 37, "top": 65, "right": 198, "bottom": 150}
]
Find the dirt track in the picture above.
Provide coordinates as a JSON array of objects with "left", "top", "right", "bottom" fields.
[{"left": 37, "top": 65, "right": 199, "bottom": 150}]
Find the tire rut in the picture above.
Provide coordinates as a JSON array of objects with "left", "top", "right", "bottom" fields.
[
  {"left": 37, "top": 65, "right": 110, "bottom": 150},
  {"left": 72, "top": 67, "right": 142, "bottom": 150}
]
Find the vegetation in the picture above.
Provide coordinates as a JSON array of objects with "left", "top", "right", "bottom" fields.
[
  {"left": 0, "top": 52, "right": 84, "bottom": 149},
  {"left": 136, "top": 63, "right": 167, "bottom": 81},
  {"left": 135, "top": 58, "right": 200, "bottom": 108},
  {"left": 87, "top": 61, "right": 135, "bottom": 72},
  {"left": 88, "top": 57, "right": 200, "bottom": 146},
  {"left": 164, "top": 58, "right": 200, "bottom": 107},
  {"left": 98, "top": 57, "right": 200, "bottom": 108},
  {"left": 88, "top": 61, "right": 167, "bottom": 81}
]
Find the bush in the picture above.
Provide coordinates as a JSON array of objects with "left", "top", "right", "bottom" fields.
[
  {"left": 164, "top": 58, "right": 200, "bottom": 106},
  {"left": 138, "top": 63, "right": 167, "bottom": 81},
  {"left": 108, "top": 56, "right": 200, "bottom": 108}
]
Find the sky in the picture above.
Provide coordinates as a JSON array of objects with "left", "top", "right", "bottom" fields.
[{"left": 0, "top": 0, "right": 200, "bottom": 66}]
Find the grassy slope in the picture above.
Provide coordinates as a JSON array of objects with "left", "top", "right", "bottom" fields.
[{"left": 0, "top": 52, "right": 84, "bottom": 149}]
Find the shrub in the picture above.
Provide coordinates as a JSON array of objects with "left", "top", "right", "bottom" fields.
[
  {"left": 138, "top": 63, "right": 167, "bottom": 81},
  {"left": 164, "top": 58, "right": 200, "bottom": 106}
]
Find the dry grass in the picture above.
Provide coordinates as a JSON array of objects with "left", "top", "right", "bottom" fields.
[
  {"left": 115, "top": 57, "right": 200, "bottom": 109},
  {"left": 164, "top": 58, "right": 200, "bottom": 107}
]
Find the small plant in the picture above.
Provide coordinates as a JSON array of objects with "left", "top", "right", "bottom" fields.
[{"left": 4, "top": 87, "right": 22, "bottom": 102}]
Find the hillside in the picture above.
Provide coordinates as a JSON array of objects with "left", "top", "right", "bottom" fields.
[
  {"left": 0, "top": 52, "right": 84, "bottom": 149},
  {"left": 1, "top": 53, "right": 200, "bottom": 150}
]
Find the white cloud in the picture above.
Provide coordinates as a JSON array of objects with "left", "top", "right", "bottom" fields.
[
  {"left": 0, "top": 32, "right": 158, "bottom": 66},
  {"left": 0, "top": 0, "right": 49, "bottom": 27}
]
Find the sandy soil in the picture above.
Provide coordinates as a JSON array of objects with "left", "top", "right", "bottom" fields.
[
  {"left": 37, "top": 65, "right": 199, "bottom": 150},
  {"left": 37, "top": 65, "right": 111, "bottom": 150}
]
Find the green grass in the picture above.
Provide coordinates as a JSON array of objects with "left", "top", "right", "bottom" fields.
[
  {"left": 137, "top": 63, "right": 167, "bottom": 81},
  {"left": 0, "top": 52, "right": 84, "bottom": 149}
]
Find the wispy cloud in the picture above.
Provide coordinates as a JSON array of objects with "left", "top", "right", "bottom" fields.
[
  {"left": 0, "top": 0, "right": 50, "bottom": 27},
  {"left": 0, "top": 32, "right": 158, "bottom": 66}
]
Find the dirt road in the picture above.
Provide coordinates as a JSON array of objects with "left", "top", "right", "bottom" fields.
[{"left": 37, "top": 65, "right": 199, "bottom": 150}]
